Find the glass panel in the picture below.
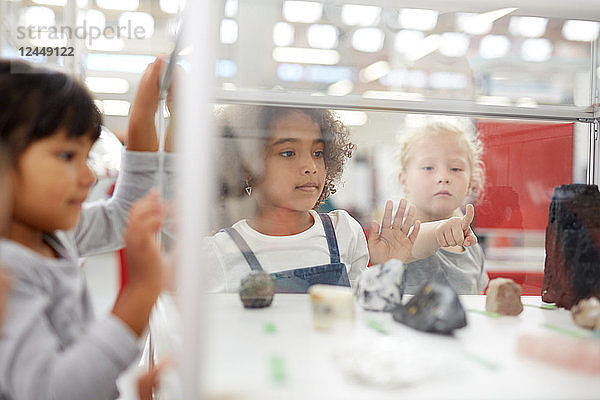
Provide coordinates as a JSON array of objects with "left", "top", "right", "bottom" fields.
[{"left": 215, "top": 0, "right": 598, "bottom": 109}]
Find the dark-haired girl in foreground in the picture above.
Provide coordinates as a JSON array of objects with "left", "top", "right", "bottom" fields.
[{"left": 0, "top": 58, "right": 172, "bottom": 400}]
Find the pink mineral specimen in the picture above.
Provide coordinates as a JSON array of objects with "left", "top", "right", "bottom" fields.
[
  {"left": 517, "top": 333, "right": 600, "bottom": 375},
  {"left": 486, "top": 278, "right": 523, "bottom": 316}
]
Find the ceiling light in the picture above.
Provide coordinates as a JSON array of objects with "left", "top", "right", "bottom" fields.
[
  {"left": 394, "top": 30, "right": 424, "bottom": 54},
  {"left": 160, "top": 0, "right": 185, "bottom": 14},
  {"left": 457, "top": 9, "right": 516, "bottom": 36},
  {"left": 224, "top": 0, "right": 238, "bottom": 18},
  {"left": 521, "top": 38, "right": 552, "bottom": 61},
  {"left": 273, "top": 47, "right": 339, "bottom": 64},
  {"left": 479, "top": 35, "right": 510, "bottom": 58},
  {"left": 352, "top": 28, "right": 384, "bottom": 53},
  {"left": 509, "top": 16, "right": 548, "bottom": 37},
  {"left": 456, "top": 13, "right": 492, "bottom": 35},
  {"left": 341, "top": 4, "right": 380, "bottom": 26},
  {"left": 398, "top": 8, "right": 438, "bottom": 31},
  {"left": 439, "top": 32, "right": 470, "bottom": 57},
  {"left": 359, "top": 60, "right": 390, "bottom": 82},
  {"left": 85, "top": 77, "right": 129, "bottom": 94},
  {"left": 562, "top": 20, "right": 600, "bottom": 41},
  {"left": 77, "top": 9, "right": 106, "bottom": 30},
  {"left": 306, "top": 65, "right": 353, "bottom": 83},
  {"left": 95, "top": 100, "right": 131, "bottom": 116},
  {"left": 327, "top": 79, "right": 353, "bottom": 96},
  {"left": 429, "top": 72, "right": 467, "bottom": 89},
  {"left": 277, "top": 63, "right": 304, "bottom": 81},
  {"left": 216, "top": 59, "right": 236, "bottom": 77},
  {"left": 282, "top": 1, "right": 322, "bottom": 23},
  {"left": 32, "top": 0, "right": 67, "bottom": 5},
  {"left": 118, "top": 12, "right": 154, "bottom": 39},
  {"left": 273, "top": 22, "right": 294, "bottom": 47},
  {"left": 220, "top": 19, "right": 238, "bottom": 44},
  {"left": 96, "top": 0, "right": 138, "bottom": 11},
  {"left": 334, "top": 110, "right": 367, "bottom": 126},
  {"left": 20, "top": 6, "right": 55, "bottom": 27},
  {"left": 307, "top": 24, "right": 338, "bottom": 49}
]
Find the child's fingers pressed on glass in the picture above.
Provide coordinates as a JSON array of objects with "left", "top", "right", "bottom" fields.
[{"left": 462, "top": 204, "right": 475, "bottom": 229}]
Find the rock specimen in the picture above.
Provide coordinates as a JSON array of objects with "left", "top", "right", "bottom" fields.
[
  {"left": 571, "top": 297, "right": 600, "bottom": 330},
  {"left": 542, "top": 184, "right": 600, "bottom": 309},
  {"left": 239, "top": 271, "right": 275, "bottom": 308},
  {"left": 392, "top": 275, "right": 467, "bottom": 334},
  {"left": 308, "top": 284, "right": 354, "bottom": 330},
  {"left": 486, "top": 278, "right": 524, "bottom": 316},
  {"left": 354, "top": 259, "right": 405, "bottom": 312}
]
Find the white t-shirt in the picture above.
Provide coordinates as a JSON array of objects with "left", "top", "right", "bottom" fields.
[{"left": 206, "top": 209, "right": 369, "bottom": 292}]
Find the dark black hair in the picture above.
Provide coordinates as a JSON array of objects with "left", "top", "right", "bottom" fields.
[
  {"left": 219, "top": 105, "right": 355, "bottom": 209},
  {"left": 0, "top": 59, "right": 102, "bottom": 160}
]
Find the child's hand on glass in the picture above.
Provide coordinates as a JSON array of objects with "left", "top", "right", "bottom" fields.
[
  {"left": 127, "top": 56, "right": 165, "bottom": 152},
  {"left": 123, "top": 190, "right": 166, "bottom": 291},
  {"left": 113, "top": 189, "right": 166, "bottom": 336},
  {"left": 433, "top": 203, "right": 477, "bottom": 248},
  {"left": 368, "top": 199, "right": 421, "bottom": 265}
]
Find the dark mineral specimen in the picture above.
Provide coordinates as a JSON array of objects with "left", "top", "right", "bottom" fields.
[
  {"left": 392, "top": 275, "right": 467, "bottom": 334},
  {"left": 542, "top": 184, "right": 600, "bottom": 309},
  {"left": 239, "top": 271, "right": 275, "bottom": 308}
]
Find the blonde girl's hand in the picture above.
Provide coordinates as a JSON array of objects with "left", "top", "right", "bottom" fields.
[
  {"left": 434, "top": 204, "right": 478, "bottom": 248},
  {"left": 127, "top": 55, "right": 166, "bottom": 152},
  {"left": 368, "top": 199, "right": 421, "bottom": 265}
]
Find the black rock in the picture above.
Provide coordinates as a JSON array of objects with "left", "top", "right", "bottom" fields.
[
  {"left": 239, "top": 271, "right": 275, "bottom": 308},
  {"left": 392, "top": 275, "right": 467, "bottom": 334},
  {"left": 543, "top": 184, "right": 600, "bottom": 309}
]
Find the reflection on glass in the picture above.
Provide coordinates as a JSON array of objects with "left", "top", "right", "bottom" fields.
[{"left": 216, "top": 0, "right": 597, "bottom": 107}]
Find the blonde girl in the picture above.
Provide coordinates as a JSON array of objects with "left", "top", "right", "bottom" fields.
[{"left": 397, "top": 118, "right": 488, "bottom": 294}]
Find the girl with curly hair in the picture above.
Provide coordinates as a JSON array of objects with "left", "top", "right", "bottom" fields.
[{"left": 207, "top": 105, "right": 418, "bottom": 292}]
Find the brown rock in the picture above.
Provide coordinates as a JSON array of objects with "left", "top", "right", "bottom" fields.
[
  {"left": 486, "top": 278, "right": 523, "bottom": 316},
  {"left": 542, "top": 184, "right": 600, "bottom": 309}
]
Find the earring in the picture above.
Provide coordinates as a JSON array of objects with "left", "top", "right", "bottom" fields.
[{"left": 245, "top": 179, "right": 252, "bottom": 196}]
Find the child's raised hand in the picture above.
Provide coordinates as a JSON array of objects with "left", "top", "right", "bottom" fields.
[
  {"left": 434, "top": 203, "right": 477, "bottom": 248},
  {"left": 127, "top": 56, "right": 165, "bottom": 152},
  {"left": 368, "top": 199, "right": 421, "bottom": 265}
]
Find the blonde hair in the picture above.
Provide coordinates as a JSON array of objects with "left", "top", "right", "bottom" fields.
[{"left": 398, "top": 118, "right": 485, "bottom": 204}]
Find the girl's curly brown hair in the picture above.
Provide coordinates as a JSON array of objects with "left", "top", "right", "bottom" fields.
[{"left": 217, "top": 105, "right": 355, "bottom": 209}]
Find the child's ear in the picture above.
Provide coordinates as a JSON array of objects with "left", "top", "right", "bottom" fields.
[{"left": 398, "top": 172, "right": 409, "bottom": 194}]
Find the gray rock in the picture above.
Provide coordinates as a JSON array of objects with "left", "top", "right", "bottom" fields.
[
  {"left": 239, "top": 271, "right": 275, "bottom": 308},
  {"left": 355, "top": 259, "right": 405, "bottom": 312}
]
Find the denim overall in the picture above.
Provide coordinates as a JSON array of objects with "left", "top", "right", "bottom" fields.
[{"left": 223, "top": 213, "right": 350, "bottom": 293}]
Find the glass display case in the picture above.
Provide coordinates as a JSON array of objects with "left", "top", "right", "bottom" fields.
[{"left": 1, "top": 0, "right": 600, "bottom": 399}]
